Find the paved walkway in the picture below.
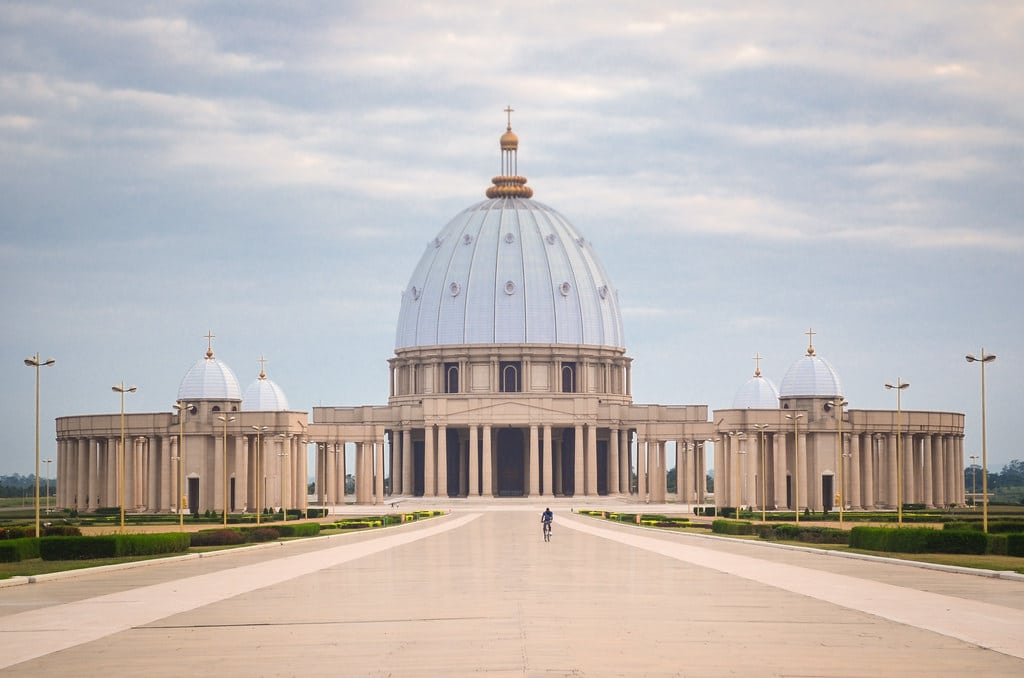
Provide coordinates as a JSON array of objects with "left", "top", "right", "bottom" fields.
[{"left": 1, "top": 505, "right": 1022, "bottom": 676}]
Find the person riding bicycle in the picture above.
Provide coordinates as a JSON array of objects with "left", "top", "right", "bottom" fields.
[{"left": 541, "top": 507, "right": 553, "bottom": 534}]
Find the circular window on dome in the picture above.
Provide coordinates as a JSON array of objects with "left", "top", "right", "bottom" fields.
[
  {"left": 545, "top": 234, "right": 556, "bottom": 245},
  {"left": 504, "top": 232, "right": 515, "bottom": 244},
  {"left": 432, "top": 237, "right": 443, "bottom": 249},
  {"left": 411, "top": 286, "right": 420, "bottom": 300},
  {"left": 504, "top": 280, "right": 516, "bottom": 295},
  {"left": 560, "top": 281, "right": 571, "bottom": 296},
  {"left": 449, "top": 282, "right": 461, "bottom": 297},
  {"left": 463, "top": 234, "right": 473, "bottom": 245},
  {"left": 576, "top": 237, "right": 585, "bottom": 247},
  {"left": 599, "top": 285, "right": 608, "bottom": 299}
]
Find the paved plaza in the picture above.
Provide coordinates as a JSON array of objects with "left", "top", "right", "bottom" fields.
[{"left": 1, "top": 504, "right": 1023, "bottom": 676}]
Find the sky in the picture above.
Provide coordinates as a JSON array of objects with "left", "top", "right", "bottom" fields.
[{"left": 2, "top": 2, "right": 1022, "bottom": 479}]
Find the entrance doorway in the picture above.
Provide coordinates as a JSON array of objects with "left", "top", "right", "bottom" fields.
[
  {"left": 187, "top": 477, "right": 199, "bottom": 516},
  {"left": 496, "top": 428, "right": 525, "bottom": 496},
  {"left": 822, "top": 475, "right": 834, "bottom": 512}
]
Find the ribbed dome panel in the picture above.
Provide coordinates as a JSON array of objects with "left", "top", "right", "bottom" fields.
[
  {"left": 779, "top": 354, "right": 844, "bottom": 398},
  {"left": 395, "top": 198, "right": 625, "bottom": 349},
  {"left": 242, "top": 378, "right": 289, "bottom": 411},
  {"left": 177, "top": 357, "right": 242, "bottom": 401},
  {"left": 732, "top": 376, "right": 781, "bottom": 409}
]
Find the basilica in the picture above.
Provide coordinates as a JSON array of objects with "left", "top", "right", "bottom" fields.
[{"left": 52, "top": 118, "right": 965, "bottom": 515}]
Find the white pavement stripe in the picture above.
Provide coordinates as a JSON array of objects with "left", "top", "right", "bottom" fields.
[
  {"left": 0, "top": 514, "right": 480, "bottom": 670},
  {"left": 563, "top": 517, "right": 1024, "bottom": 660}
]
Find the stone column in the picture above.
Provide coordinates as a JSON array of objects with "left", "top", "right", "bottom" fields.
[
  {"left": 437, "top": 425, "right": 448, "bottom": 498},
  {"left": 922, "top": 434, "right": 934, "bottom": 508},
  {"left": 956, "top": 435, "right": 966, "bottom": 505},
  {"left": 529, "top": 425, "right": 540, "bottom": 497},
  {"left": 586, "top": 424, "right": 598, "bottom": 496},
  {"left": 424, "top": 426, "right": 436, "bottom": 497},
  {"left": 337, "top": 442, "right": 347, "bottom": 504},
  {"left": 638, "top": 436, "right": 648, "bottom": 502},
  {"left": 573, "top": 424, "right": 584, "bottom": 497},
  {"left": 402, "top": 430, "right": 413, "bottom": 497},
  {"left": 481, "top": 425, "right": 493, "bottom": 497},
  {"left": 903, "top": 434, "right": 915, "bottom": 505},
  {"left": 542, "top": 425, "right": 553, "bottom": 497},
  {"left": 106, "top": 437, "right": 118, "bottom": 510},
  {"left": 392, "top": 432, "right": 402, "bottom": 496},
  {"left": 469, "top": 426, "right": 480, "bottom": 497},
  {"left": 929, "top": 434, "right": 943, "bottom": 507},
  {"left": 849, "top": 433, "right": 862, "bottom": 509},
  {"left": 619, "top": 429, "right": 630, "bottom": 497},
  {"left": 608, "top": 428, "right": 620, "bottom": 497},
  {"left": 796, "top": 432, "right": 807, "bottom": 512},
  {"left": 375, "top": 439, "right": 385, "bottom": 504},
  {"left": 653, "top": 441, "right": 666, "bottom": 502},
  {"left": 886, "top": 433, "right": 898, "bottom": 509}
]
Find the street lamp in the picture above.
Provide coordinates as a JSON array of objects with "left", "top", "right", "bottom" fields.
[
  {"left": 785, "top": 413, "right": 804, "bottom": 523},
  {"left": 24, "top": 353, "right": 55, "bottom": 538},
  {"left": 277, "top": 433, "right": 292, "bottom": 522},
  {"left": 217, "top": 415, "right": 235, "bottom": 526},
  {"left": 112, "top": 382, "right": 137, "bottom": 533},
  {"left": 969, "top": 454, "right": 978, "bottom": 509},
  {"left": 752, "top": 424, "right": 769, "bottom": 522},
  {"left": 826, "top": 399, "right": 849, "bottom": 525},
  {"left": 251, "top": 425, "right": 268, "bottom": 524},
  {"left": 885, "top": 379, "right": 910, "bottom": 525},
  {"left": 727, "top": 431, "right": 745, "bottom": 518},
  {"left": 42, "top": 458, "right": 53, "bottom": 515},
  {"left": 966, "top": 350, "right": 996, "bottom": 533},
  {"left": 173, "top": 401, "right": 193, "bottom": 529}
]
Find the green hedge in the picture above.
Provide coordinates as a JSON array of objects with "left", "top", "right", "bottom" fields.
[
  {"left": 1007, "top": 534, "right": 1024, "bottom": 557},
  {"left": 755, "top": 524, "right": 849, "bottom": 544},
  {"left": 711, "top": 519, "right": 754, "bottom": 535},
  {"left": 191, "top": 529, "right": 246, "bottom": 547},
  {"left": 275, "top": 522, "right": 320, "bottom": 538},
  {"left": 39, "top": 533, "right": 191, "bottom": 561},
  {"left": 1, "top": 525, "right": 81, "bottom": 539},
  {"left": 0, "top": 538, "right": 41, "bottom": 562},
  {"left": 849, "top": 526, "right": 987, "bottom": 554},
  {"left": 944, "top": 520, "right": 1024, "bottom": 534}
]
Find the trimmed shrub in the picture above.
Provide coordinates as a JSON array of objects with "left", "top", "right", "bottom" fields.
[
  {"left": 249, "top": 527, "right": 280, "bottom": 542},
  {"left": 114, "top": 533, "right": 191, "bottom": 556},
  {"left": 0, "top": 538, "right": 40, "bottom": 562},
  {"left": 850, "top": 526, "right": 986, "bottom": 554},
  {"left": 338, "top": 522, "right": 371, "bottom": 530},
  {"left": 1005, "top": 534, "right": 1024, "bottom": 557},
  {"left": 39, "top": 533, "right": 190, "bottom": 560},
  {"left": 276, "top": 522, "right": 320, "bottom": 538},
  {"left": 986, "top": 534, "right": 1008, "bottom": 556},
  {"left": 711, "top": 519, "right": 754, "bottom": 535},
  {"left": 191, "top": 529, "right": 245, "bottom": 547}
]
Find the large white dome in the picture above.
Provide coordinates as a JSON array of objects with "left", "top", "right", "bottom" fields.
[
  {"left": 779, "top": 350, "right": 843, "bottom": 398},
  {"left": 243, "top": 374, "right": 289, "bottom": 411},
  {"left": 394, "top": 198, "right": 625, "bottom": 349},
  {"left": 177, "top": 351, "right": 242, "bottom": 401},
  {"left": 732, "top": 374, "right": 781, "bottom": 409}
]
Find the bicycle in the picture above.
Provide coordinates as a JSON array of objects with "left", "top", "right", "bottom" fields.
[{"left": 542, "top": 519, "right": 552, "bottom": 542}]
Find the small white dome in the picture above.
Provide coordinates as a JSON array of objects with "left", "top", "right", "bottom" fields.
[
  {"left": 732, "top": 375, "right": 781, "bottom": 409},
  {"left": 243, "top": 376, "right": 289, "bottom": 411},
  {"left": 779, "top": 352, "right": 843, "bottom": 398},
  {"left": 177, "top": 354, "right": 242, "bottom": 401}
]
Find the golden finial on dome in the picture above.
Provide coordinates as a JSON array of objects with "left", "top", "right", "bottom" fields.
[
  {"left": 805, "top": 327, "right": 816, "bottom": 356},
  {"left": 257, "top": 355, "right": 267, "bottom": 380},
  {"left": 205, "top": 330, "right": 216, "bottom": 359},
  {"left": 752, "top": 352, "right": 763, "bottom": 377},
  {"left": 486, "top": 105, "right": 533, "bottom": 199}
]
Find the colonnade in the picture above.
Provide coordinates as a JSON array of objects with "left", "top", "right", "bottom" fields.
[
  {"left": 714, "top": 431, "right": 965, "bottom": 511},
  {"left": 54, "top": 433, "right": 308, "bottom": 515}
]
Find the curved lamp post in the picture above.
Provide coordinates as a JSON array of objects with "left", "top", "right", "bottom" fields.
[
  {"left": 966, "top": 350, "right": 995, "bottom": 533},
  {"left": 785, "top": 413, "right": 804, "bottom": 523},
  {"left": 24, "top": 353, "right": 55, "bottom": 538},
  {"left": 112, "top": 382, "right": 137, "bottom": 533},
  {"left": 752, "top": 424, "right": 770, "bottom": 522},
  {"left": 885, "top": 379, "right": 910, "bottom": 525},
  {"left": 173, "top": 401, "right": 193, "bottom": 529},
  {"left": 217, "top": 415, "right": 235, "bottom": 526}
]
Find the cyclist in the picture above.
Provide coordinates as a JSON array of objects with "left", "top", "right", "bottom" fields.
[{"left": 541, "top": 507, "right": 553, "bottom": 541}]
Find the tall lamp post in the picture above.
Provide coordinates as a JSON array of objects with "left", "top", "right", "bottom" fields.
[
  {"left": 969, "top": 454, "right": 978, "bottom": 509},
  {"left": 24, "top": 353, "right": 55, "bottom": 538},
  {"left": 826, "top": 399, "right": 849, "bottom": 525},
  {"left": 885, "top": 379, "right": 910, "bottom": 525},
  {"left": 752, "top": 424, "right": 769, "bottom": 522},
  {"left": 112, "top": 382, "right": 137, "bottom": 533},
  {"left": 173, "top": 401, "right": 192, "bottom": 529},
  {"left": 217, "top": 415, "right": 235, "bottom": 526},
  {"left": 966, "top": 350, "right": 996, "bottom": 533},
  {"left": 785, "top": 413, "right": 804, "bottom": 523},
  {"left": 251, "top": 425, "right": 268, "bottom": 524}
]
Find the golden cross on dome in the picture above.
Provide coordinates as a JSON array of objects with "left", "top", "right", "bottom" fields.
[
  {"left": 805, "top": 327, "right": 816, "bottom": 356},
  {"left": 504, "top": 105, "right": 514, "bottom": 130},
  {"left": 205, "top": 330, "right": 216, "bottom": 359},
  {"left": 752, "top": 352, "right": 763, "bottom": 377},
  {"left": 257, "top": 355, "right": 267, "bottom": 379}
]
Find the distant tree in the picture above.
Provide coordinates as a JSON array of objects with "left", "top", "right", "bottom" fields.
[{"left": 998, "top": 459, "right": 1024, "bottom": 487}]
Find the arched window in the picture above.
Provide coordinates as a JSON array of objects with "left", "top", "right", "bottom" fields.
[
  {"left": 445, "top": 363, "right": 459, "bottom": 394},
  {"left": 500, "top": 361, "right": 521, "bottom": 393},
  {"left": 561, "top": 363, "right": 576, "bottom": 393},
  {"left": 212, "top": 405, "right": 221, "bottom": 412}
]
